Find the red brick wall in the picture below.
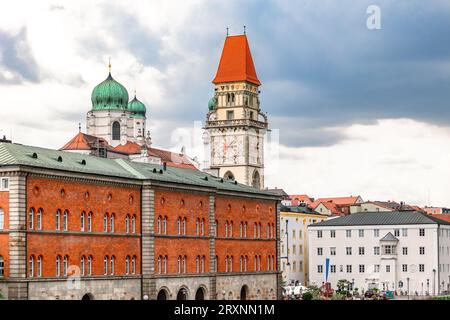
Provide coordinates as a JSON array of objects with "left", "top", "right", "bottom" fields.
[
  {"left": 154, "top": 189, "right": 210, "bottom": 274},
  {"left": 26, "top": 176, "right": 141, "bottom": 277},
  {"left": 215, "top": 196, "right": 276, "bottom": 273},
  {"left": 0, "top": 191, "right": 9, "bottom": 277}
]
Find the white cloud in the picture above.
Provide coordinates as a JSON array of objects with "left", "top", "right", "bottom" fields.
[{"left": 265, "top": 119, "right": 450, "bottom": 207}]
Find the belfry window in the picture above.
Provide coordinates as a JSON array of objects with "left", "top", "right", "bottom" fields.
[{"left": 112, "top": 121, "right": 120, "bottom": 141}]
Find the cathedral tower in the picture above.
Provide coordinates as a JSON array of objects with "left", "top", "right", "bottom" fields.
[{"left": 204, "top": 34, "right": 268, "bottom": 189}]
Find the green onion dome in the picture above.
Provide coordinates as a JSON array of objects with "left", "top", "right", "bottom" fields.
[
  {"left": 91, "top": 72, "right": 129, "bottom": 111},
  {"left": 128, "top": 95, "right": 147, "bottom": 118},
  {"left": 208, "top": 96, "right": 217, "bottom": 111}
]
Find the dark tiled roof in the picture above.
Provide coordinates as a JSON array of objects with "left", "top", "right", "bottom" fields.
[
  {"left": 267, "top": 188, "right": 290, "bottom": 199},
  {"left": 309, "top": 210, "right": 450, "bottom": 227},
  {"left": 280, "top": 205, "right": 321, "bottom": 215}
]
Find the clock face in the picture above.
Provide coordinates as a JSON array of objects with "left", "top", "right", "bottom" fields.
[{"left": 221, "top": 135, "right": 238, "bottom": 164}]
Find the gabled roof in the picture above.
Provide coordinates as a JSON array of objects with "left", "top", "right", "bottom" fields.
[
  {"left": 380, "top": 232, "right": 398, "bottom": 242},
  {"left": 114, "top": 141, "right": 142, "bottom": 154},
  {"left": 289, "top": 194, "right": 314, "bottom": 205},
  {"left": 311, "top": 196, "right": 362, "bottom": 209},
  {"left": 267, "top": 188, "right": 290, "bottom": 199},
  {"left": 147, "top": 147, "right": 197, "bottom": 170},
  {"left": 212, "top": 35, "right": 261, "bottom": 86},
  {"left": 0, "top": 142, "right": 280, "bottom": 198},
  {"left": 309, "top": 210, "right": 450, "bottom": 227},
  {"left": 316, "top": 201, "right": 342, "bottom": 215},
  {"left": 60, "top": 132, "right": 115, "bottom": 152}
]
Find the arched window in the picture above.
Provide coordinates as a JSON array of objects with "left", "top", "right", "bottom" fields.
[
  {"left": 240, "top": 256, "right": 243, "bottom": 272},
  {"left": 163, "top": 216, "right": 167, "bottom": 234},
  {"left": 132, "top": 215, "right": 136, "bottom": 233},
  {"left": 196, "top": 256, "right": 200, "bottom": 273},
  {"left": 229, "top": 221, "right": 233, "bottom": 237},
  {"left": 223, "top": 171, "right": 235, "bottom": 181},
  {"left": 131, "top": 256, "right": 136, "bottom": 274},
  {"left": 110, "top": 256, "right": 115, "bottom": 275},
  {"left": 87, "top": 212, "right": 92, "bottom": 232},
  {"left": 56, "top": 255, "right": 61, "bottom": 277},
  {"left": 55, "top": 210, "right": 61, "bottom": 231},
  {"left": 229, "top": 256, "right": 233, "bottom": 272},
  {"left": 103, "top": 213, "right": 108, "bottom": 232},
  {"left": 157, "top": 256, "right": 162, "bottom": 274},
  {"left": 182, "top": 256, "right": 186, "bottom": 273},
  {"left": 244, "top": 222, "right": 247, "bottom": 237},
  {"left": 240, "top": 222, "right": 243, "bottom": 237},
  {"left": 244, "top": 255, "right": 247, "bottom": 271},
  {"left": 258, "top": 223, "right": 261, "bottom": 239},
  {"left": 163, "top": 256, "right": 167, "bottom": 274},
  {"left": 225, "top": 256, "right": 229, "bottom": 272},
  {"left": 252, "top": 170, "right": 261, "bottom": 189},
  {"left": 63, "top": 210, "right": 69, "bottom": 231},
  {"left": 157, "top": 216, "right": 162, "bottom": 234},
  {"left": 80, "top": 211, "right": 85, "bottom": 232},
  {"left": 112, "top": 121, "right": 121, "bottom": 141},
  {"left": 201, "top": 219, "right": 205, "bottom": 235},
  {"left": 253, "top": 223, "right": 257, "bottom": 238},
  {"left": 37, "top": 255, "right": 42, "bottom": 277},
  {"left": 0, "top": 256, "right": 4, "bottom": 277},
  {"left": 29, "top": 255, "right": 35, "bottom": 277},
  {"left": 87, "top": 255, "right": 92, "bottom": 276},
  {"left": 177, "top": 217, "right": 182, "bottom": 235},
  {"left": 81, "top": 256, "right": 86, "bottom": 276},
  {"left": 0, "top": 208, "right": 4, "bottom": 230},
  {"left": 29, "top": 208, "right": 34, "bottom": 230},
  {"left": 126, "top": 256, "right": 130, "bottom": 275},
  {"left": 125, "top": 215, "right": 130, "bottom": 233},
  {"left": 182, "top": 217, "right": 187, "bottom": 235},
  {"left": 63, "top": 255, "right": 69, "bottom": 276},
  {"left": 225, "top": 221, "right": 228, "bottom": 238},
  {"left": 254, "top": 256, "right": 258, "bottom": 272},
  {"left": 214, "top": 255, "right": 218, "bottom": 273},
  {"left": 177, "top": 256, "right": 181, "bottom": 274},
  {"left": 266, "top": 223, "right": 270, "bottom": 239},
  {"left": 196, "top": 218, "right": 200, "bottom": 235},
  {"left": 103, "top": 256, "right": 108, "bottom": 275},
  {"left": 37, "top": 209, "right": 42, "bottom": 230},
  {"left": 110, "top": 213, "right": 115, "bottom": 233}
]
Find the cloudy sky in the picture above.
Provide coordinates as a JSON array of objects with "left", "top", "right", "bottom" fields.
[{"left": 1, "top": 0, "right": 450, "bottom": 207}]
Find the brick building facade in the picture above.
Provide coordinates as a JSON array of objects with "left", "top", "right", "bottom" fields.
[{"left": 0, "top": 142, "right": 280, "bottom": 300}]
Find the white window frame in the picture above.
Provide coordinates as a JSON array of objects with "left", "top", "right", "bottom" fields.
[{"left": 0, "top": 178, "right": 9, "bottom": 191}]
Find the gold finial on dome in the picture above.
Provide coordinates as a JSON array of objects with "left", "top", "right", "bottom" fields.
[{"left": 108, "top": 57, "right": 111, "bottom": 73}]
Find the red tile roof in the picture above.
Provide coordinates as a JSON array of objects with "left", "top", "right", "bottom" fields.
[
  {"left": 430, "top": 214, "right": 450, "bottom": 223},
  {"left": 311, "top": 196, "right": 361, "bottom": 209},
  {"left": 212, "top": 35, "right": 261, "bottom": 86},
  {"left": 290, "top": 194, "right": 314, "bottom": 205},
  {"left": 114, "top": 141, "right": 142, "bottom": 154},
  {"left": 148, "top": 147, "right": 197, "bottom": 170},
  {"left": 60, "top": 132, "right": 116, "bottom": 152}
]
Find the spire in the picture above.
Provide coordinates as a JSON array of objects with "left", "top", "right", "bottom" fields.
[
  {"left": 212, "top": 33, "right": 260, "bottom": 85},
  {"left": 243, "top": 25, "right": 246, "bottom": 34},
  {"left": 78, "top": 122, "right": 81, "bottom": 133},
  {"left": 108, "top": 57, "right": 111, "bottom": 73},
  {"left": 226, "top": 27, "right": 229, "bottom": 36}
]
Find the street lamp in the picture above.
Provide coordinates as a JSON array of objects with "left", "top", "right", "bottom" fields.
[
  {"left": 433, "top": 269, "right": 436, "bottom": 296},
  {"left": 427, "top": 279, "right": 430, "bottom": 295},
  {"left": 421, "top": 282, "right": 424, "bottom": 296},
  {"left": 406, "top": 277, "right": 410, "bottom": 300}
]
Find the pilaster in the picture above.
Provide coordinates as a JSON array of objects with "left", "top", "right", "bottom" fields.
[
  {"left": 208, "top": 194, "right": 217, "bottom": 300},
  {"left": 141, "top": 185, "right": 156, "bottom": 299}
]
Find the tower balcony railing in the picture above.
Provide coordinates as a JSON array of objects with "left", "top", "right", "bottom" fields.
[{"left": 205, "top": 118, "right": 268, "bottom": 129}]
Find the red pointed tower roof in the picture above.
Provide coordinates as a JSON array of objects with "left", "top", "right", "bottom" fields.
[{"left": 212, "top": 34, "right": 261, "bottom": 86}]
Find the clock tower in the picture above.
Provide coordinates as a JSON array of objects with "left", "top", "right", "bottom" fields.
[{"left": 204, "top": 33, "right": 268, "bottom": 189}]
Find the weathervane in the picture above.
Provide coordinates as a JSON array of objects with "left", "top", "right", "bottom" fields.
[
  {"left": 244, "top": 25, "right": 246, "bottom": 34},
  {"left": 78, "top": 122, "right": 81, "bottom": 133},
  {"left": 226, "top": 27, "right": 229, "bottom": 36}
]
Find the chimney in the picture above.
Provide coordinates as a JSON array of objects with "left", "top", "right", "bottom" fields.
[{"left": 0, "top": 135, "right": 11, "bottom": 143}]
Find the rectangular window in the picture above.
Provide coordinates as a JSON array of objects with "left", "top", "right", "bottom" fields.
[
  {"left": 402, "top": 247, "right": 408, "bottom": 255},
  {"left": 419, "top": 229, "right": 425, "bottom": 237},
  {"left": 384, "top": 245, "right": 395, "bottom": 255},
  {"left": 330, "top": 247, "right": 336, "bottom": 256},
  {"left": 346, "top": 265, "right": 352, "bottom": 273},
  {"left": 292, "top": 245, "right": 296, "bottom": 255},
  {"left": 226, "top": 110, "right": 234, "bottom": 120},
  {"left": 330, "top": 265, "right": 336, "bottom": 273},
  {"left": 374, "top": 229, "right": 379, "bottom": 237},
  {"left": 317, "top": 230, "right": 322, "bottom": 238},
  {"left": 359, "top": 229, "right": 364, "bottom": 237},
  {"left": 330, "top": 230, "right": 336, "bottom": 238},
  {"left": 1, "top": 178, "right": 9, "bottom": 190},
  {"left": 299, "top": 261, "right": 303, "bottom": 272},
  {"left": 346, "top": 247, "right": 352, "bottom": 255},
  {"left": 359, "top": 247, "right": 365, "bottom": 255},
  {"left": 402, "top": 228, "right": 408, "bottom": 237},
  {"left": 0, "top": 208, "right": 4, "bottom": 230},
  {"left": 374, "top": 246, "right": 380, "bottom": 255},
  {"left": 317, "top": 248, "right": 323, "bottom": 256},
  {"left": 402, "top": 264, "right": 408, "bottom": 272},
  {"left": 420, "top": 247, "right": 425, "bottom": 255},
  {"left": 346, "top": 230, "right": 352, "bottom": 238},
  {"left": 386, "top": 265, "right": 391, "bottom": 272},
  {"left": 419, "top": 264, "right": 425, "bottom": 272},
  {"left": 317, "top": 265, "right": 323, "bottom": 273},
  {"left": 359, "top": 264, "right": 365, "bottom": 273},
  {"left": 394, "top": 229, "right": 400, "bottom": 237},
  {"left": 374, "top": 264, "right": 380, "bottom": 273}
]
